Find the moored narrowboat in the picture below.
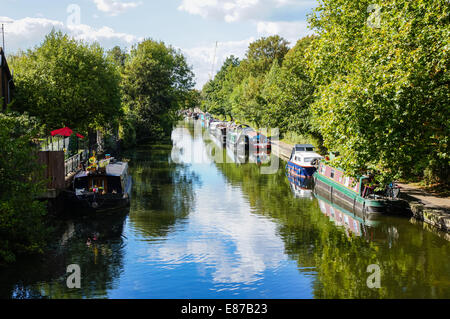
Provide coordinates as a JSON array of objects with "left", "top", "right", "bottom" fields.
[
  {"left": 66, "top": 156, "right": 132, "bottom": 214},
  {"left": 313, "top": 161, "right": 387, "bottom": 215},
  {"left": 286, "top": 144, "right": 323, "bottom": 178},
  {"left": 226, "top": 124, "right": 252, "bottom": 150},
  {"left": 247, "top": 131, "right": 271, "bottom": 154},
  {"left": 209, "top": 121, "right": 227, "bottom": 147}
]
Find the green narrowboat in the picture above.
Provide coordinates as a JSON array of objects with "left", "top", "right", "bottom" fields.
[{"left": 313, "top": 161, "right": 387, "bottom": 216}]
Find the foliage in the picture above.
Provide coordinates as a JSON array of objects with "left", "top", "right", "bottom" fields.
[
  {"left": 243, "top": 35, "right": 290, "bottom": 76},
  {"left": 121, "top": 39, "right": 195, "bottom": 145},
  {"left": 0, "top": 113, "right": 48, "bottom": 265},
  {"left": 202, "top": 35, "right": 291, "bottom": 129},
  {"left": 10, "top": 30, "right": 122, "bottom": 135},
  {"left": 107, "top": 46, "right": 129, "bottom": 68},
  {"left": 261, "top": 36, "right": 317, "bottom": 138},
  {"left": 308, "top": 0, "right": 449, "bottom": 184},
  {"left": 201, "top": 56, "right": 240, "bottom": 118}
]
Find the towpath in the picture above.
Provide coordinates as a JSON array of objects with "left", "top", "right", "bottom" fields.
[{"left": 397, "top": 183, "right": 450, "bottom": 210}]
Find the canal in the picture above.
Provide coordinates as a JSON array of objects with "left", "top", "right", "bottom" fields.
[{"left": 1, "top": 121, "right": 449, "bottom": 299}]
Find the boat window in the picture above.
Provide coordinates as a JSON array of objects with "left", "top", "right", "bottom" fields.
[
  {"left": 107, "top": 176, "right": 123, "bottom": 194},
  {"left": 91, "top": 177, "right": 105, "bottom": 190},
  {"left": 331, "top": 169, "right": 335, "bottom": 179},
  {"left": 74, "top": 177, "right": 88, "bottom": 190}
]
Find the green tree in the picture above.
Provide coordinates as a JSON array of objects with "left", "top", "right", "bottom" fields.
[
  {"left": 107, "top": 46, "right": 128, "bottom": 68},
  {"left": 308, "top": 0, "right": 449, "bottom": 185},
  {"left": 261, "top": 36, "right": 317, "bottom": 138},
  {"left": 10, "top": 30, "right": 122, "bottom": 135},
  {"left": 202, "top": 36, "right": 290, "bottom": 126},
  {"left": 244, "top": 35, "right": 290, "bottom": 76},
  {"left": 231, "top": 75, "right": 266, "bottom": 128},
  {"left": 121, "top": 39, "right": 195, "bottom": 145},
  {"left": 0, "top": 113, "right": 48, "bottom": 265},
  {"left": 202, "top": 56, "right": 240, "bottom": 119}
]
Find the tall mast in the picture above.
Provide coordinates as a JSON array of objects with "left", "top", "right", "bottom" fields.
[{"left": 209, "top": 41, "right": 218, "bottom": 81}]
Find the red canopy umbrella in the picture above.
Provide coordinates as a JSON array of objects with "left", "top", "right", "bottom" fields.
[
  {"left": 50, "top": 127, "right": 85, "bottom": 151},
  {"left": 51, "top": 127, "right": 73, "bottom": 137}
]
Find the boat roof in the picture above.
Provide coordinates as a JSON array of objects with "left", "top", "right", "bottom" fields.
[
  {"left": 295, "top": 144, "right": 315, "bottom": 148},
  {"left": 74, "top": 161, "right": 128, "bottom": 179}
]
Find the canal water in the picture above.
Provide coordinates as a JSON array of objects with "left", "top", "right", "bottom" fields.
[{"left": 1, "top": 121, "right": 449, "bottom": 299}]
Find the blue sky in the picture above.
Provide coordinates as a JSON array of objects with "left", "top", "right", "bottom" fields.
[{"left": 1, "top": 0, "right": 318, "bottom": 88}]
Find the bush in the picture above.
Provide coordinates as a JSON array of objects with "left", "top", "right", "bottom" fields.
[{"left": 0, "top": 113, "right": 49, "bottom": 265}]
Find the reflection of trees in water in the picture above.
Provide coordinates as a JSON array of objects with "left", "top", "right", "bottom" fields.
[
  {"left": 214, "top": 159, "right": 450, "bottom": 298},
  {"left": 0, "top": 212, "right": 128, "bottom": 299},
  {"left": 125, "top": 143, "right": 200, "bottom": 239}
]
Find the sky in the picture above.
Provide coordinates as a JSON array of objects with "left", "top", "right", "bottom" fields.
[{"left": 1, "top": 0, "right": 318, "bottom": 89}]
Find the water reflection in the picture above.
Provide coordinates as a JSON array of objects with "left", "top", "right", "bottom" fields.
[
  {"left": 0, "top": 212, "right": 128, "bottom": 299},
  {"left": 127, "top": 143, "right": 200, "bottom": 239},
  {"left": 126, "top": 123, "right": 300, "bottom": 296},
  {"left": 286, "top": 171, "right": 314, "bottom": 199}
]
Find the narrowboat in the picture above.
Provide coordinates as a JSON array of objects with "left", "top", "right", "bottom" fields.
[
  {"left": 209, "top": 121, "right": 227, "bottom": 147},
  {"left": 66, "top": 156, "right": 132, "bottom": 214},
  {"left": 247, "top": 131, "right": 271, "bottom": 154},
  {"left": 226, "top": 124, "right": 252, "bottom": 150},
  {"left": 313, "top": 161, "right": 387, "bottom": 215},
  {"left": 286, "top": 144, "right": 323, "bottom": 178}
]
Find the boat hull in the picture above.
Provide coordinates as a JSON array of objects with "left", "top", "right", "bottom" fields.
[
  {"left": 286, "top": 161, "right": 317, "bottom": 178},
  {"left": 64, "top": 191, "right": 131, "bottom": 214},
  {"left": 66, "top": 175, "right": 132, "bottom": 215},
  {"left": 313, "top": 172, "right": 386, "bottom": 217}
]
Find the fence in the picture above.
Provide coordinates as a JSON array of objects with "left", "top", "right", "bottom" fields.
[
  {"left": 38, "top": 151, "right": 65, "bottom": 189},
  {"left": 64, "top": 150, "right": 89, "bottom": 176}
]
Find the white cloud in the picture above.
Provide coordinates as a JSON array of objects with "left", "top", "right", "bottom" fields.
[
  {"left": 93, "top": 0, "right": 143, "bottom": 16},
  {"left": 181, "top": 38, "right": 254, "bottom": 89},
  {"left": 256, "top": 20, "right": 313, "bottom": 43},
  {"left": 1, "top": 16, "right": 141, "bottom": 54},
  {"left": 178, "top": 0, "right": 317, "bottom": 23},
  {"left": 137, "top": 131, "right": 289, "bottom": 285}
]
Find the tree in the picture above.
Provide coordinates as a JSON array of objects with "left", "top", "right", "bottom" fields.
[
  {"left": 0, "top": 113, "right": 48, "bottom": 265},
  {"left": 244, "top": 35, "right": 290, "bottom": 76},
  {"left": 262, "top": 36, "right": 317, "bottom": 138},
  {"left": 107, "top": 46, "right": 128, "bottom": 68},
  {"left": 202, "top": 36, "right": 291, "bottom": 126},
  {"left": 202, "top": 56, "right": 240, "bottom": 118},
  {"left": 231, "top": 75, "right": 266, "bottom": 128},
  {"left": 308, "top": 0, "right": 449, "bottom": 185},
  {"left": 10, "top": 30, "right": 122, "bottom": 135},
  {"left": 121, "top": 39, "right": 195, "bottom": 144}
]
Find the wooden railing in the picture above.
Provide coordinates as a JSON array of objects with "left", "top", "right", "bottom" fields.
[{"left": 64, "top": 150, "right": 89, "bottom": 176}]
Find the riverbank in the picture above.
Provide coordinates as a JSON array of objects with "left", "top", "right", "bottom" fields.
[{"left": 398, "top": 183, "right": 450, "bottom": 232}]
